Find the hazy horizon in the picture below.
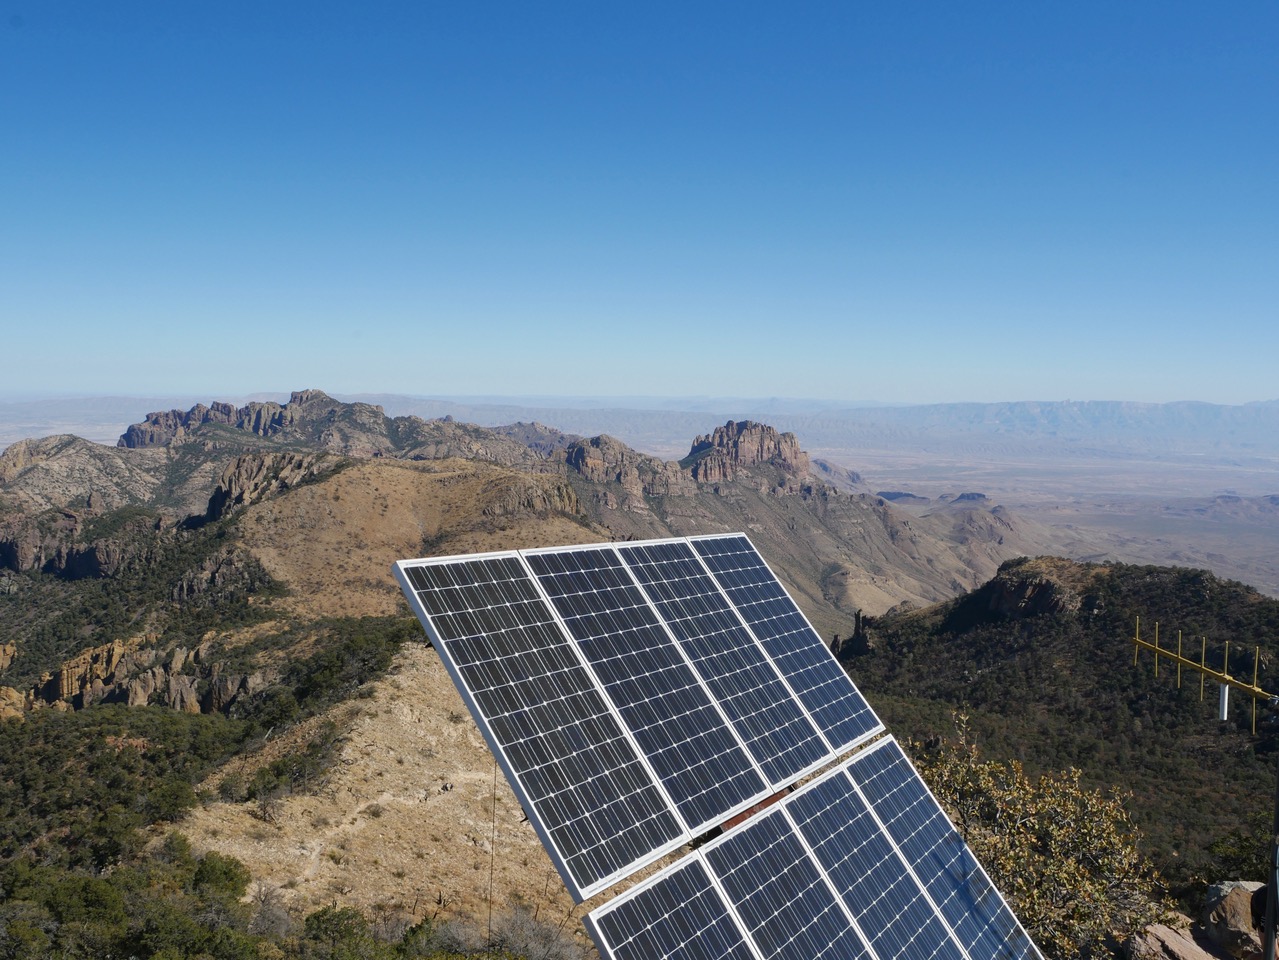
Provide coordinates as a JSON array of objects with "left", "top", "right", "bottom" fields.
[{"left": 3, "top": 390, "right": 1278, "bottom": 410}]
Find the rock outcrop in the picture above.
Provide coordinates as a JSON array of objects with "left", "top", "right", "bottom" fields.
[
  {"left": 565, "top": 435, "right": 692, "bottom": 504},
  {"left": 0, "top": 434, "right": 164, "bottom": 512},
  {"left": 479, "top": 476, "right": 579, "bottom": 520},
  {"left": 1129, "top": 920, "right": 1223, "bottom": 960},
  {"left": 1203, "top": 882, "right": 1264, "bottom": 960},
  {"left": 119, "top": 398, "right": 297, "bottom": 448},
  {"left": 18, "top": 634, "right": 266, "bottom": 716},
  {"left": 938, "top": 556, "right": 1097, "bottom": 633},
  {"left": 682, "top": 420, "right": 810, "bottom": 486},
  {"left": 204, "top": 452, "right": 333, "bottom": 522}
]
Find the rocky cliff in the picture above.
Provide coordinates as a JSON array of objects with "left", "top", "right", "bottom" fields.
[
  {"left": 203, "top": 451, "right": 336, "bottom": 523},
  {"left": 682, "top": 420, "right": 810, "bottom": 486},
  {"left": 565, "top": 434, "right": 694, "bottom": 510},
  {"left": 5, "top": 634, "right": 268, "bottom": 716},
  {"left": 562, "top": 419, "right": 1054, "bottom": 621},
  {"left": 937, "top": 555, "right": 1099, "bottom": 634},
  {"left": 119, "top": 397, "right": 297, "bottom": 448}
]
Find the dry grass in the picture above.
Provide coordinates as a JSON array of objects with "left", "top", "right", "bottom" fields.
[
  {"left": 238, "top": 458, "right": 602, "bottom": 620},
  {"left": 180, "top": 643, "right": 591, "bottom": 936}
]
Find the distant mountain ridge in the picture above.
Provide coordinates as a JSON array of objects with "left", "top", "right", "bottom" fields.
[
  {"left": 357, "top": 395, "right": 1279, "bottom": 461},
  {"left": 6, "top": 393, "right": 1279, "bottom": 461}
]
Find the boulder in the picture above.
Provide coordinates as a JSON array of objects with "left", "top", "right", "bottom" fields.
[
  {"left": 1203, "top": 882, "right": 1264, "bottom": 960},
  {"left": 1129, "top": 922, "right": 1225, "bottom": 960},
  {"left": 0, "top": 686, "right": 25, "bottom": 720}
]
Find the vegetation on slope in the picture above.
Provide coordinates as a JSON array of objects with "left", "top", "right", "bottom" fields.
[
  {"left": 0, "top": 614, "right": 591, "bottom": 959},
  {"left": 852, "top": 557, "right": 1279, "bottom": 902},
  {"left": 914, "top": 720, "right": 1168, "bottom": 959},
  {"left": 0, "top": 518, "right": 279, "bottom": 690}
]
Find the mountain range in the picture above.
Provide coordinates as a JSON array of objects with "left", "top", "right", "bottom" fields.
[{"left": 6, "top": 392, "right": 1279, "bottom": 463}]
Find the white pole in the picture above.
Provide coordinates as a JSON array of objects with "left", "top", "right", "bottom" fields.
[{"left": 1219, "top": 684, "right": 1230, "bottom": 722}]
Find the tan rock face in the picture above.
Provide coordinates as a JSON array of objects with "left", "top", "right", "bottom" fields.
[
  {"left": 39, "top": 639, "right": 130, "bottom": 703},
  {"left": 1129, "top": 920, "right": 1221, "bottom": 960},
  {"left": 0, "top": 686, "right": 25, "bottom": 720},
  {"left": 684, "top": 420, "right": 810, "bottom": 483},
  {"left": 1203, "top": 883, "right": 1264, "bottom": 960},
  {"left": 119, "top": 399, "right": 294, "bottom": 448},
  {"left": 564, "top": 436, "right": 693, "bottom": 509},
  {"left": 0, "top": 435, "right": 165, "bottom": 513},
  {"left": 205, "top": 452, "right": 334, "bottom": 522}
]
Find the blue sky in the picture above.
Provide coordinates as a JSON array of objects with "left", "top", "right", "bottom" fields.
[{"left": 4, "top": 2, "right": 1275, "bottom": 404}]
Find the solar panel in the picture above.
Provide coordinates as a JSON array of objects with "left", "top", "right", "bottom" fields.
[
  {"left": 617, "top": 540, "right": 832, "bottom": 786},
  {"left": 691, "top": 534, "right": 881, "bottom": 752},
  {"left": 586, "top": 856, "right": 756, "bottom": 960},
  {"left": 702, "top": 806, "right": 873, "bottom": 960},
  {"left": 785, "top": 766, "right": 967, "bottom": 960},
  {"left": 848, "top": 739, "right": 1040, "bottom": 960},
  {"left": 395, "top": 534, "right": 1039, "bottom": 960},
  {"left": 524, "top": 546, "right": 771, "bottom": 834},
  {"left": 587, "top": 743, "right": 1042, "bottom": 960},
  {"left": 397, "top": 554, "right": 684, "bottom": 897}
]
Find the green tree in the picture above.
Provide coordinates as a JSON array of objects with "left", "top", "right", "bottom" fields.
[
  {"left": 912, "top": 719, "right": 1169, "bottom": 959},
  {"left": 301, "top": 904, "right": 392, "bottom": 960}
]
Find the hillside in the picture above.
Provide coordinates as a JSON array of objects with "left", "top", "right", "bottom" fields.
[{"left": 849, "top": 556, "right": 1279, "bottom": 893}]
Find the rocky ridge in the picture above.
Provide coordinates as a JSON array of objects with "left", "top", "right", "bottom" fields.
[{"left": 119, "top": 389, "right": 548, "bottom": 467}]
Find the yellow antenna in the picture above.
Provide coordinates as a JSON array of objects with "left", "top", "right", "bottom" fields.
[
  {"left": 1130, "top": 619, "right": 1272, "bottom": 733},
  {"left": 1130, "top": 616, "right": 1279, "bottom": 960}
]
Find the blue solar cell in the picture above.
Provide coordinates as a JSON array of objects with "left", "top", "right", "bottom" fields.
[
  {"left": 617, "top": 541, "right": 830, "bottom": 786},
  {"left": 703, "top": 807, "right": 873, "bottom": 960},
  {"left": 525, "top": 547, "right": 768, "bottom": 833},
  {"left": 786, "top": 768, "right": 967, "bottom": 960},
  {"left": 399, "top": 556, "right": 683, "bottom": 898},
  {"left": 588, "top": 857, "right": 756, "bottom": 960},
  {"left": 691, "top": 534, "right": 881, "bottom": 752},
  {"left": 849, "top": 740, "right": 1041, "bottom": 960}
]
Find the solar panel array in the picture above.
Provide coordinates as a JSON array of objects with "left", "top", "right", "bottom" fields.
[
  {"left": 394, "top": 533, "right": 1041, "bottom": 960},
  {"left": 395, "top": 535, "right": 882, "bottom": 898}
]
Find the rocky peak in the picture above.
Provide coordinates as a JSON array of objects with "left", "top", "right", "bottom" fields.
[
  {"left": 566, "top": 435, "right": 650, "bottom": 485},
  {"left": 119, "top": 399, "right": 287, "bottom": 448},
  {"left": 941, "top": 556, "right": 1095, "bottom": 633},
  {"left": 681, "top": 421, "right": 810, "bottom": 484},
  {"left": 565, "top": 437, "right": 695, "bottom": 513},
  {"left": 289, "top": 389, "right": 336, "bottom": 407}
]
